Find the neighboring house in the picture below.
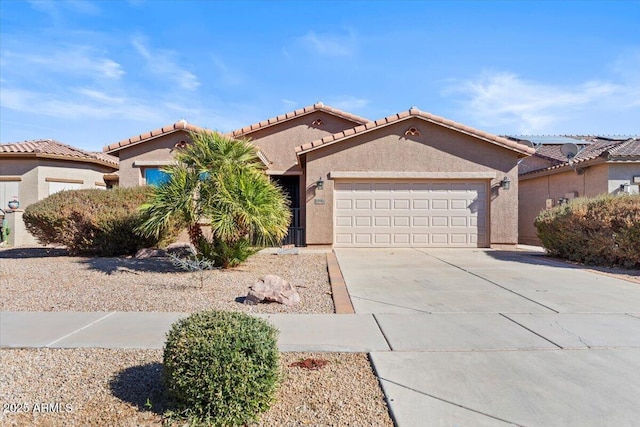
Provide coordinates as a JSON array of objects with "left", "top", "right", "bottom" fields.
[
  {"left": 515, "top": 135, "right": 640, "bottom": 245},
  {"left": 105, "top": 103, "right": 535, "bottom": 248},
  {"left": 0, "top": 139, "right": 119, "bottom": 246}
]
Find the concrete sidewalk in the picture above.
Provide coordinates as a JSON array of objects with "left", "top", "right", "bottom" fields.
[{"left": 0, "top": 311, "right": 391, "bottom": 352}]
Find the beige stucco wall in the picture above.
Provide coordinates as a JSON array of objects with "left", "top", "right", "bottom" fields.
[
  {"left": 518, "top": 163, "right": 610, "bottom": 245},
  {"left": 1, "top": 158, "right": 113, "bottom": 208},
  {"left": 303, "top": 118, "right": 521, "bottom": 246},
  {"left": 608, "top": 163, "right": 640, "bottom": 193},
  {"left": 246, "top": 112, "right": 364, "bottom": 173},
  {"left": 0, "top": 157, "right": 115, "bottom": 246},
  {"left": 116, "top": 131, "right": 191, "bottom": 187}
]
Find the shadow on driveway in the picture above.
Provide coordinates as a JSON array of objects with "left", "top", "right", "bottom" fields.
[{"left": 486, "top": 250, "right": 640, "bottom": 281}]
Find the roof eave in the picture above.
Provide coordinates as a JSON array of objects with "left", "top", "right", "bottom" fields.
[{"left": 0, "top": 152, "right": 119, "bottom": 169}]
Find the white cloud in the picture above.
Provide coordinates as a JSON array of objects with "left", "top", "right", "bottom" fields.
[
  {"left": 28, "top": 0, "right": 100, "bottom": 19},
  {"left": 298, "top": 29, "right": 356, "bottom": 57},
  {"left": 1, "top": 86, "right": 159, "bottom": 121},
  {"left": 2, "top": 47, "right": 124, "bottom": 80},
  {"left": 131, "top": 36, "right": 200, "bottom": 90},
  {"left": 446, "top": 71, "right": 639, "bottom": 134}
]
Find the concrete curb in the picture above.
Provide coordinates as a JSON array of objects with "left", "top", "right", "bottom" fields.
[{"left": 327, "top": 251, "right": 355, "bottom": 314}]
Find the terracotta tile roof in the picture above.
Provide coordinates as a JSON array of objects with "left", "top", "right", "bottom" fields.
[
  {"left": 228, "top": 102, "right": 370, "bottom": 138},
  {"left": 0, "top": 139, "right": 119, "bottom": 168},
  {"left": 103, "top": 120, "right": 204, "bottom": 153},
  {"left": 295, "top": 107, "right": 536, "bottom": 156},
  {"left": 519, "top": 136, "right": 639, "bottom": 175}
]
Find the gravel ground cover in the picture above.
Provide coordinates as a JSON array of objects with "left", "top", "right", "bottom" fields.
[
  {"left": 0, "top": 248, "right": 333, "bottom": 313},
  {"left": 0, "top": 349, "right": 393, "bottom": 426}
]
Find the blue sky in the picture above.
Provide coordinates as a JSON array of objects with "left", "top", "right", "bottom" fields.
[{"left": 1, "top": 0, "right": 638, "bottom": 152}]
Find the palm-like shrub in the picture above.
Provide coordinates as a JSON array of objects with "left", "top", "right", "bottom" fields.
[{"left": 138, "top": 131, "right": 290, "bottom": 268}]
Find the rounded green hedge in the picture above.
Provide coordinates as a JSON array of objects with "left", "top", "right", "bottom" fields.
[
  {"left": 163, "top": 310, "right": 280, "bottom": 426},
  {"left": 534, "top": 194, "right": 640, "bottom": 268},
  {"left": 23, "top": 187, "right": 177, "bottom": 256}
]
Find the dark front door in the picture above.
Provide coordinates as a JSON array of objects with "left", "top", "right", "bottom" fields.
[{"left": 272, "top": 175, "right": 305, "bottom": 246}]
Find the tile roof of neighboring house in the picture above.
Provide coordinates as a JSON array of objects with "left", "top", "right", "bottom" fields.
[
  {"left": 518, "top": 136, "right": 640, "bottom": 176},
  {"left": 228, "top": 102, "right": 370, "bottom": 138},
  {"left": 103, "top": 119, "right": 203, "bottom": 153},
  {"left": 0, "top": 139, "right": 119, "bottom": 168},
  {"left": 295, "top": 107, "right": 536, "bottom": 157}
]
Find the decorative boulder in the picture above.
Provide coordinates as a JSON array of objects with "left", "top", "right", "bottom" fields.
[
  {"left": 245, "top": 275, "right": 300, "bottom": 306},
  {"left": 166, "top": 242, "right": 197, "bottom": 257},
  {"left": 134, "top": 248, "right": 167, "bottom": 259}
]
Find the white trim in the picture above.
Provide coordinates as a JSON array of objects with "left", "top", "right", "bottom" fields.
[
  {"left": 328, "top": 171, "right": 496, "bottom": 180},
  {"left": 266, "top": 170, "right": 303, "bottom": 176}
]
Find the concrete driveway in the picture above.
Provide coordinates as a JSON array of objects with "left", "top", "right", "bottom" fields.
[{"left": 335, "top": 248, "right": 640, "bottom": 427}]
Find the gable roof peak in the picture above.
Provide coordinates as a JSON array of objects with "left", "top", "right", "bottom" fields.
[
  {"left": 296, "top": 108, "right": 536, "bottom": 157},
  {"left": 228, "top": 102, "right": 370, "bottom": 138}
]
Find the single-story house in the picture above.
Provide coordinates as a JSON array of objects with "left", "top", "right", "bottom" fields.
[
  {"left": 105, "top": 103, "right": 535, "bottom": 248},
  {"left": 515, "top": 135, "right": 640, "bottom": 245},
  {"left": 0, "top": 139, "right": 119, "bottom": 246}
]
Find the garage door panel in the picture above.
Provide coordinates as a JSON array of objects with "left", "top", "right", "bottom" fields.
[
  {"left": 432, "top": 234, "right": 449, "bottom": 244},
  {"left": 393, "top": 199, "right": 410, "bottom": 209},
  {"left": 413, "top": 199, "right": 429, "bottom": 209},
  {"left": 375, "top": 216, "right": 391, "bottom": 226},
  {"left": 355, "top": 216, "right": 371, "bottom": 227},
  {"left": 450, "top": 199, "right": 469, "bottom": 210},
  {"left": 413, "top": 216, "right": 429, "bottom": 227},
  {"left": 450, "top": 217, "right": 468, "bottom": 227},
  {"left": 355, "top": 199, "right": 371, "bottom": 210},
  {"left": 431, "top": 216, "right": 448, "bottom": 227},
  {"left": 374, "top": 199, "right": 391, "bottom": 209},
  {"left": 334, "top": 180, "right": 487, "bottom": 248},
  {"left": 335, "top": 199, "right": 352, "bottom": 209},
  {"left": 355, "top": 234, "right": 372, "bottom": 244},
  {"left": 393, "top": 234, "right": 410, "bottom": 244},
  {"left": 413, "top": 234, "right": 429, "bottom": 244},
  {"left": 393, "top": 216, "right": 410, "bottom": 227},
  {"left": 431, "top": 199, "right": 449, "bottom": 210}
]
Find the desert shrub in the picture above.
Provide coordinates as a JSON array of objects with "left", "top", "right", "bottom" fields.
[
  {"left": 163, "top": 310, "right": 280, "bottom": 426},
  {"left": 23, "top": 187, "right": 178, "bottom": 256},
  {"left": 534, "top": 194, "right": 640, "bottom": 268}
]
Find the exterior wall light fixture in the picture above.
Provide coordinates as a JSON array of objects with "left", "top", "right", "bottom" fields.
[
  {"left": 500, "top": 176, "right": 511, "bottom": 190},
  {"left": 316, "top": 177, "right": 324, "bottom": 190}
]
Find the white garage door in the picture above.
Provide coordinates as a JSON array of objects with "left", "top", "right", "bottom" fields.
[{"left": 334, "top": 180, "right": 487, "bottom": 247}]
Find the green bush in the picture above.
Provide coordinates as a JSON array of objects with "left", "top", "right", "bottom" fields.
[
  {"left": 23, "top": 187, "right": 177, "bottom": 256},
  {"left": 534, "top": 194, "right": 640, "bottom": 268},
  {"left": 163, "top": 310, "right": 280, "bottom": 426}
]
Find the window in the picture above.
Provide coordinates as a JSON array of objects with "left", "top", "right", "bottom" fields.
[
  {"left": 49, "top": 181, "right": 82, "bottom": 195},
  {"left": 144, "top": 168, "right": 170, "bottom": 186}
]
